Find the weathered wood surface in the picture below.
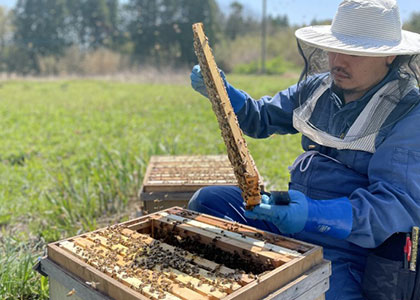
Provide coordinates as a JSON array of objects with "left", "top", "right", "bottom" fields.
[
  {"left": 140, "top": 155, "right": 242, "bottom": 213},
  {"left": 168, "top": 207, "right": 314, "bottom": 253},
  {"left": 49, "top": 225, "right": 251, "bottom": 300},
  {"left": 192, "top": 23, "right": 261, "bottom": 208},
  {"left": 46, "top": 208, "right": 327, "bottom": 300},
  {"left": 140, "top": 191, "right": 194, "bottom": 202},
  {"left": 48, "top": 243, "right": 149, "bottom": 300},
  {"left": 151, "top": 217, "right": 285, "bottom": 268},
  {"left": 157, "top": 212, "right": 300, "bottom": 258},
  {"left": 40, "top": 258, "right": 113, "bottom": 300},
  {"left": 141, "top": 196, "right": 190, "bottom": 214},
  {"left": 224, "top": 250, "right": 323, "bottom": 300},
  {"left": 141, "top": 155, "right": 237, "bottom": 193},
  {"left": 263, "top": 260, "right": 330, "bottom": 300}
]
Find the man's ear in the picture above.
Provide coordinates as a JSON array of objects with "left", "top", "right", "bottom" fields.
[{"left": 386, "top": 55, "right": 397, "bottom": 65}]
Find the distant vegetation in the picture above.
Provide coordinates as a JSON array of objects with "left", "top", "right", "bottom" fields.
[
  {"left": 1, "top": 1, "right": 418, "bottom": 77},
  {"left": 0, "top": 0, "right": 293, "bottom": 76}
]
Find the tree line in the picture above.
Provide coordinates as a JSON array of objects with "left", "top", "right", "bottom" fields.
[
  {"left": 0, "top": 0, "right": 418, "bottom": 75},
  {"left": 0, "top": 0, "right": 289, "bottom": 75}
]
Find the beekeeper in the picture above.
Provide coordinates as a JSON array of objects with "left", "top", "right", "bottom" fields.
[{"left": 189, "top": 0, "right": 420, "bottom": 299}]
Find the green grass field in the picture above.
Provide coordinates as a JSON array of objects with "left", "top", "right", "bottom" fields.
[{"left": 0, "top": 74, "right": 302, "bottom": 299}]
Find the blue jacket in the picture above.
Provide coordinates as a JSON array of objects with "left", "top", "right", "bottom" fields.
[{"left": 235, "top": 70, "right": 420, "bottom": 271}]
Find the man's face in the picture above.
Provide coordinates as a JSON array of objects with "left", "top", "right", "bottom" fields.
[{"left": 327, "top": 52, "right": 396, "bottom": 102}]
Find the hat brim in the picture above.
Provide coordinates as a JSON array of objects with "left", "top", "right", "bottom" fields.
[{"left": 295, "top": 25, "right": 420, "bottom": 57}]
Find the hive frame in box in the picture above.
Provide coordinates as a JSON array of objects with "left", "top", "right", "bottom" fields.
[
  {"left": 38, "top": 207, "right": 330, "bottom": 300},
  {"left": 139, "top": 155, "right": 239, "bottom": 213}
]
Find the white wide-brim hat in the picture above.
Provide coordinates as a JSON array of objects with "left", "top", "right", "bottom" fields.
[{"left": 295, "top": 0, "right": 420, "bottom": 57}]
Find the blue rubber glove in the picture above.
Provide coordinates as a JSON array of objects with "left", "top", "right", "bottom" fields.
[
  {"left": 190, "top": 64, "right": 210, "bottom": 98},
  {"left": 190, "top": 65, "right": 246, "bottom": 113},
  {"left": 245, "top": 190, "right": 353, "bottom": 239}
]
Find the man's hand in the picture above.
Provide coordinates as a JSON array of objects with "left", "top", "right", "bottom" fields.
[
  {"left": 246, "top": 190, "right": 309, "bottom": 234},
  {"left": 245, "top": 190, "right": 353, "bottom": 239},
  {"left": 189, "top": 64, "right": 246, "bottom": 112},
  {"left": 190, "top": 65, "right": 227, "bottom": 98},
  {"left": 190, "top": 65, "right": 209, "bottom": 98}
]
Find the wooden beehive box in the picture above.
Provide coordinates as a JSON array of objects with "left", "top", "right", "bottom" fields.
[
  {"left": 139, "top": 155, "right": 239, "bottom": 213},
  {"left": 41, "top": 207, "right": 330, "bottom": 300}
]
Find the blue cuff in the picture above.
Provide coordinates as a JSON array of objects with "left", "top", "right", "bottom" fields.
[
  {"left": 225, "top": 81, "right": 246, "bottom": 113},
  {"left": 304, "top": 197, "right": 353, "bottom": 239}
]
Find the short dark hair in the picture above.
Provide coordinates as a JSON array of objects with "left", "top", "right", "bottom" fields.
[{"left": 390, "top": 55, "right": 419, "bottom": 85}]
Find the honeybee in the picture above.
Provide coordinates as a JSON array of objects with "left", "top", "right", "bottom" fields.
[
  {"left": 66, "top": 288, "right": 76, "bottom": 297},
  {"left": 86, "top": 281, "right": 100, "bottom": 289}
]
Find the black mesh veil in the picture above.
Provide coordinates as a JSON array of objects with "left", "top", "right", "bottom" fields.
[{"left": 293, "top": 39, "right": 420, "bottom": 148}]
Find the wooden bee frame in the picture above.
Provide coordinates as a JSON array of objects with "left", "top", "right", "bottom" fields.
[
  {"left": 192, "top": 23, "right": 262, "bottom": 208},
  {"left": 42, "top": 207, "right": 330, "bottom": 300}
]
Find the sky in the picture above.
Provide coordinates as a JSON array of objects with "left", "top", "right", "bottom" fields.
[
  {"left": 0, "top": 0, "right": 419, "bottom": 26},
  {"left": 217, "top": 0, "right": 420, "bottom": 25}
]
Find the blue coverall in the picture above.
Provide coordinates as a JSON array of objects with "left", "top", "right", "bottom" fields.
[{"left": 188, "top": 69, "right": 420, "bottom": 299}]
